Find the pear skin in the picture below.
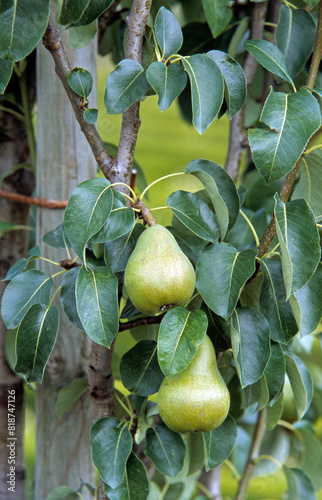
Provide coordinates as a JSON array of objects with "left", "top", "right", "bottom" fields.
[
  {"left": 157, "top": 335, "right": 230, "bottom": 432},
  {"left": 124, "top": 224, "right": 196, "bottom": 315}
]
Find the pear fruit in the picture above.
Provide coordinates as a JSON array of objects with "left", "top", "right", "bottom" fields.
[
  {"left": 157, "top": 335, "right": 230, "bottom": 433},
  {"left": 124, "top": 224, "right": 196, "bottom": 315}
]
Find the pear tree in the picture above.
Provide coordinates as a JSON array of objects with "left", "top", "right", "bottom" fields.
[{"left": 1, "top": 1, "right": 322, "bottom": 500}]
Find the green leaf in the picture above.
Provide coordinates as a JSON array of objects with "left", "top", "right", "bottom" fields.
[
  {"left": 302, "top": 0, "right": 319, "bottom": 8},
  {"left": 292, "top": 148, "right": 322, "bottom": 218},
  {"left": 154, "top": 7, "right": 183, "bottom": 60},
  {"left": 158, "top": 307, "right": 208, "bottom": 376},
  {"left": 285, "top": 353, "right": 313, "bottom": 420},
  {"left": 68, "top": 67, "right": 93, "bottom": 100},
  {"left": 225, "top": 208, "right": 267, "bottom": 251},
  {"left": 167, "top": 191, "right": 220, "bottom": 243},
  {"left": 266, "top": 395, "right": 283, "bottom": 430},
  {"left": 104, "top": 223, "right": 145, "bottom": 273},
  {"left": 56, "top": 378, "right": 88, "bottom": 419},
  {"left": 104, "top": 452, "right": 149, "bottom": 500},
  {"left": 203, "top": 415, "right": 237, "bottom": 470},
  {"left": 59, "top": 0, "right": 113, "bottom": 27},
  {"left": 283, "top": 466, "right": 316, "bottom": 500},
  {"left": 146, "top": 61, "right": 187, "bottom": 111},
  {"left": 185, "top": 159, "right": 240, "bottom": 239},
  {"left": 231, "top": 307, "right": 271, "bottom": 388},
  {"left": 1, "top": 269, "right": 54, "bottom": 329},
  {"left": 202, "top": 0, "right": 232, "bottom": 38},
  {"left": 0, "top": 221, "right": 34, "bottom": 236},
  {"left": 275, "top": 6, "right": 316, "bottom": 78},
  {"left": 15, "top": 304, "right": 59, "bottom": 383},
  {"left": 75, "top": 265, "right": 118, "bottom": 348},
  {"left": 42, "top": 224, "right": 72, "bottom": 250},
  {"left": 46, "top": 486, "right": 80, "bottom": 500},
  {"left": 182, "top": 54, "right": 224, "bottom": 134},
  {"left": 91, "top": 420, "right": 132, "bottom": 488},
  {"left": 0, "top": 0, "right": 50, "bottom": 61},
  {"left": 196, "top": 243, "right": 257, "bottom": 320},
  {"left": 289, "top": 263, "right": 322, "bottom": 337},
  {"left": 0, "top": 58, "right": 13, "bottom": 93},
  {"left": 144, "top": 425, "right": 185, "bottom": 477},
  {"left": 260, "top": 256, "right": 298, "bottom": 344},
  {"left": 264, "top": 342, "right": 285, "bottom": 404},
  {"left": 63, "top": 177, "right": 113, "bottom": 260},
  {"left": 120, "top": 340, "right": 164, "bottom": 396},
  {"left": 274, "top": 194, "right": 320, "bottom": 299},
  {"left": 104, "top": 59, "right": 150, "bottom": 114},
  {"left": 60, "top": 267, "right": 84, "bottom": 331},
  {"left": 3, "top": 246, "right": 41, "bottom": 281},
  {"left": 243, "top": 39, "right": 295, "bottom": 87},
  {"left": 69, "top": 21, "right": 97, "bottom": 49},
  {"left": 90, "top": 191, "right": 135, "bottom": 243},
  {"left": 207, "top": 50, "right": 246, "bottom": 118},
  {"left": 248, "top": 88, "right": 321, "bottom": 183},
  {"left": 83, "top": 107, "right": 98, "bottom": 124}
]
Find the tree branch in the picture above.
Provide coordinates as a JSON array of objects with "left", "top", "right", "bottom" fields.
[
  {"left": 0, "top": 189, "right": 67, "bottom": 208},
  {"left": 42, "top": 17, "right": 115, "bottom": 180},
  {"left": 225, "top": 1, "right": 269, "bottom": 181},
  {"left": 234, "top": 408, "right": 267, "bottom": 500},
  {"left": 119, "top": 313, "right": 165, "bottom": 332}
]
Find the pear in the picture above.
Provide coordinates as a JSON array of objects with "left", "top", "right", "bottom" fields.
[
  {"left": 157, "top": 335, "right": 230, "bottom": 433},
  {"left": 124, "top": 224, "right": 196, "bottom": 315}
]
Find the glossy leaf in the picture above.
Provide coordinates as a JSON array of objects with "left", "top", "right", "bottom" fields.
[
  {"left": 68, "top": 67, "right": 93, "bottom": 100},
  {"left": 15, "top": 304, "right": 59, "bottom": 383},
  {"left": 42, "top": 224, "right": 72, "bottom": 250},
  {"left": 1, "top": 269, "right": 54, "bottom": 329},
  {"left": 0, "top": 0, "right": 50, "bottom": 61},
  {"left": 120, "top": 340, "right": 164, "bottom": 396},
  {"left": 104, "top": 223, "right": 145, "bottom": 273},
  {"left": 144, "top": 425, "right": 185, "bottom": 477},
  {"left": 292, "top": 148, "right": 322, "bottom": 217},
  {"left": 185, "top": 159, "right": 240, "bottom": 239},
  {"left": 104, "top": 452, "right": 149, "bottom": 500},
  {"left": 249, "top": 88, "right": 321, "bottom": 183},
  {"left": 59, "top": 0, "right": 113, "bottom": 26},
  {"left": 243, "top": 39, "right": 294, "bottom": 87},
  {"left": 3, "top": 246, "right": 41, "bottom": 281},
  {"left": 64, "top": 178, "right": 113, "bottom": 260},
  {"left": 289, "top": 263, "right": 322, "bottom": 337},
  {"left": 158, "top": 307, "right": 208, "bottom": 376},
  {"left": 182, "top": 54, "right": 224, "bottom": 134},
  {"left": 275, "top": 6, "right": 316, "bottom": 78},
  {"left": 56, "top": 378, "right": 88, "bottom": 419},
  {"left": 260, "top": 256, "right": 298, "bottom": 344},
  {"left": 91, "top": 421, "right": 132, "bottom": 488},
  {"left": 207, "top": 50, "right": 246, "bottom": 118},
  {"left": 75, "top": 265, "right": 118, "bottom": 348},
  {"left": 274, "top": 195, "right": 320, "bottom": 299},
  {"left": 167, "top": 190, "right": 220, "bottom": 243},
  {"left": 202, "top": 0, "right": 232, "bottom": 38},
  {"left": 90, "top": 191, "right": 135, "bottom": 243},
  {"left": 154, "top": 6, "right": 183, "bottom": 60},
  {"left": 203, "top": 415, "right": 237, "bottom": 470},
  {"left": 60, "top": 267, "right": 84, "bottom": 331},
  {"left": 264, "top": 342, "right": 285, "bottom": 404},
  {"left": 231, "top": 307, "right": 271, "bottom": 388},
  {"left": 83, "top": 107, "right": 98, "bottom": 124},
  {"left": 283, "top": 466, "right": 316, "bottom": 500},
  {"left": 146, "top": 61, "right": 187, "bottom": 111},
  {"left": 285, "top": 353, "right": 313, "bottom": 420},
  {"left": 104, "top": 59, "right": 150, "bottom": 114},
  {"left": 196, "top": 243, "right": 257, "bottom": 320},
  {"left": 0, "top": 58, "right": 13, "bottom": 93}
]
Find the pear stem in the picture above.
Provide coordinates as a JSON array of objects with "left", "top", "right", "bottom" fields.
[{"left": 234, "top": 407, "right": 267, "bottom": 500}]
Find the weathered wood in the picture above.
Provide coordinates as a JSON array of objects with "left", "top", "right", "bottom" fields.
[{"left": 35, "top": 31, "right": 97, "bottom": 499}]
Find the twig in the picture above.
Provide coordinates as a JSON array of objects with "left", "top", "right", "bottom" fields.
[
  {"left": 0, "top": 189, "right": 67, "bottom": 208},
  {"left": 134, "top": 199, "right": 156, "bottom": 226},
  {"left": 234, "top": 408, "right": 267, "bottom": 500},
  {"left": 119, "top": 313, "right": 165, "bottom": 332},
  {"left": 42, "top": 17, "right": 115, "bottom": 180}
]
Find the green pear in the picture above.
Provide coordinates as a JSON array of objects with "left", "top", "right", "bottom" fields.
[
  {"left": 157, "top": 335, "right": 230, "bottom": 433},
  {"left": 124, "top": 224, "right": 196, "bottom": 315}
]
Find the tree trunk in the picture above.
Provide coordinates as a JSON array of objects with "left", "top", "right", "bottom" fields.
[
  {"left": 0, "top": 59, "right": 36, "bottom": 500},
  {"left": 35, "top": 31, "right": 97, "bottom": 499}
]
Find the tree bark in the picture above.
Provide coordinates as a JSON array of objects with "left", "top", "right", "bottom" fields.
[
  {"left": 34, "top": 31, "right": 97, "bottom": 499},
  {"left": 0, "top": 59, "right": 36, "bottom": 500}
]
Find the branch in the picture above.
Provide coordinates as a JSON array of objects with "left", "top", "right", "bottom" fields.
[
  {"left": 0, "top": 189, "right": 67, "bottom": 208},
  {"left": 225, "top": 1, "right": 269, "bottom": 181},
  {"left": 234, "top": 408, "right": 267, "bottom": 500},
  {"left": 119, "top": 313, "right": 165, "bottom": 332},
  {"left": 42, "top": 17, "right": 115, "bottom": 180}
]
